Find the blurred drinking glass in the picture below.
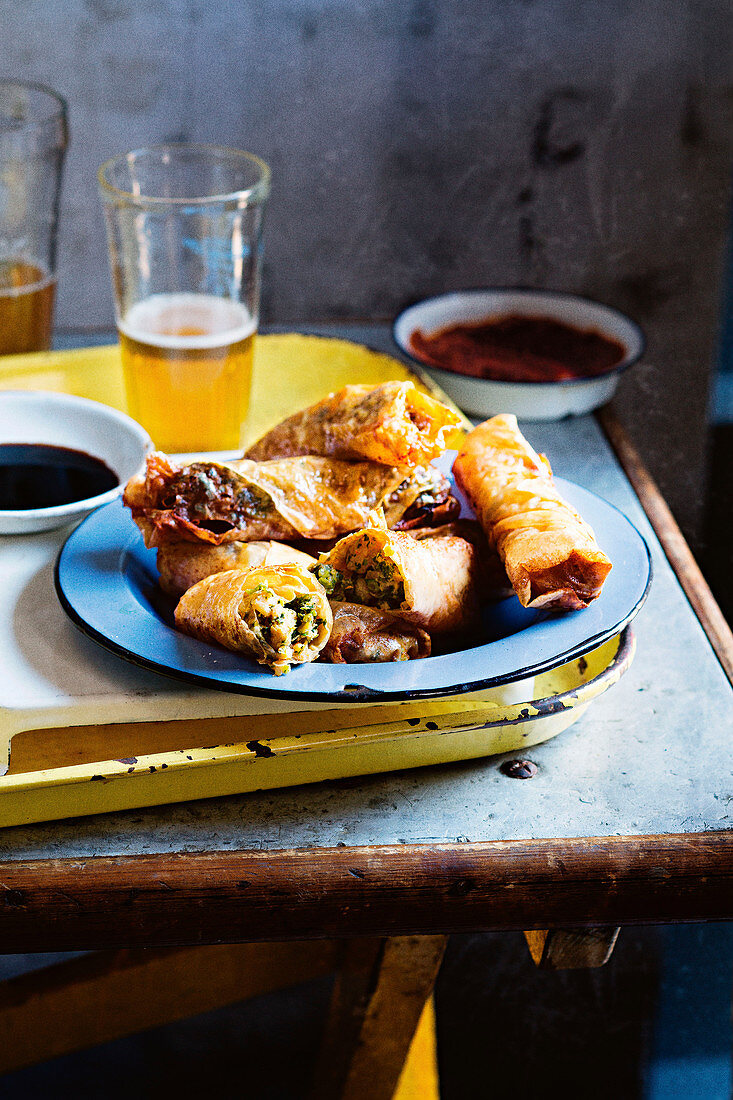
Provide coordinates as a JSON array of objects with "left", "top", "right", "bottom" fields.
[
  {"left": 0, "top": 81, "right": 68, "bottom": 355},
  {"left": 98, "top": 144, "right": 270, "bottom": 452}
]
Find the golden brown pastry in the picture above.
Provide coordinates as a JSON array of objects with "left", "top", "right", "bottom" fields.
[
  {"left": 157, "top": 540, "right": 317, "bottom": 599},
  {"left": 452, "top": 414, "right": 612, "bottom": 610},
  {"left": 408, "top": 520, "right": 513, "bottom": 601},
  {"left": 321, "top": 602, "right": 431, "bottom": 663},
  {"left": 244, "top": 381, "right": 462, "bottom": 467},
  {"left": 314, "top": 526, "right": 478, "bottom": 634},
  {"left": 124, "top": 451, "right": 405, "bottom": 548},
  {"left": 174, "top": 564, "right": 332, "bottom": 675}
]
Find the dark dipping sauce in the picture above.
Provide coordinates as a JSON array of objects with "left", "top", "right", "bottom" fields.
[
  {"left": 410, "top": 314, "right": 626, "bottom": 383},
  {"left": 0, "top": 444, "right": 118, "bottom": 511}
]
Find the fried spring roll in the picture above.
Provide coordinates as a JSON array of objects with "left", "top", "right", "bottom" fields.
[
  {"left": 157, "top": 540, "right": 317, "bottom": 599},
  {"left": 244, "top": 381, "right": 462, "bottom": 467},
  {"left": 321, "top": 602, "right": 431, "bottom": 663},
  {"left": 452, "top": 414, "right": 612, "bottom": 610},
  {"left": 383, "top": 464, "right": 461, "bottom": 530},
  {"left": 124, "top": 451, "right": 405, "bottom": 548},
  {"left": 314, "top": 527, "right": 478, "bottom": 634},
  {"left": 174, "top": 564, "right": 332, "bottom": 676},
  {"left": 409, "top": 520, "right": 513, "bottom": 601}
]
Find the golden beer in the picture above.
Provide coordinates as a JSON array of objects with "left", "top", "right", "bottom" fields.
[
  {"left": 118, "top": 294, "right": 256, "bottom": 452},
  {"left": 0, "top": 259, "right": 55, "bottom": 355}
]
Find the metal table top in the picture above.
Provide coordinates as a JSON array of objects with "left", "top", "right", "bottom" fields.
[{"left": 0, "top": 325, "right": 728, "bottom": 864}]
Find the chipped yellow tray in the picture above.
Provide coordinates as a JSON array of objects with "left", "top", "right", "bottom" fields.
[
  {"left": 0, "top": 631, "right": 634, "bottom": 827},
  {"left": 0, "top": 332, "right": 470, "bottom": 451},
  {"left": 0, "top": 336, "right": 633, "bottom": 827}
]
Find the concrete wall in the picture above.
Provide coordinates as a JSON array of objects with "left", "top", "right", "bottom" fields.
[{"left": 2, "top": 0, "right": 732, "bottom": 541}]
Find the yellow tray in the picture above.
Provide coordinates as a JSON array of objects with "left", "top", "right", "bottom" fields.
[
  {"left": 0, "top": 336, "right": 633, "bottom": 827},
  {"left": 0, "top": 631, "right": 634, "bottom": 827},
  {"left": 0, "top": 332, "right": 470, "bottom": 450}
]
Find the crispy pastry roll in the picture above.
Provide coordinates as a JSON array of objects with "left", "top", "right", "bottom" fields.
[
  {"left": 248, "top": 466, "right": 459, "bottom": 562},
  {"left": 452, "top": 414, "right": 612, "bottom": 610},
  {"left": 157, "top": 540, "right": 317, "bottom": 599},
  {"left": 174, "top": 564, "right": 332, "bottom": 676},
  {"left": 124, "top": 451, "right": 405, "bottom": 548},
  {"left": 409, "top": 520, "right": 513, "bottom": 601},
  {"left": 244, "top": 381, "right": 462, "bottom": 467},
  {"left": 314, "top": 527, "right": 478, "bottom": 634},
  {"left": 322, "top": 602, "right": 431, "bottom": 663}
]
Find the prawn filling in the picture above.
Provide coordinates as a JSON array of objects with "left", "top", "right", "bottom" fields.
[
  {"left": 245, "top": 588, "right": 326, "bottom": 662},
  {"left": 313, "top": 539, "right": 406, "bottom": 611}
]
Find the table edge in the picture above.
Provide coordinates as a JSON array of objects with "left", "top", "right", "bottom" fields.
[
  {"left": 597, "top": 406, "right": 733, "bottom": 685},
  {"left": 1, "top": 831, "right": 731, "bottom": 950}
]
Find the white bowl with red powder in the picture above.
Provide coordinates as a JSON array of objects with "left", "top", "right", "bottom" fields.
[{"left": 393, "top": 288, "right": 645, "bottom": 420}]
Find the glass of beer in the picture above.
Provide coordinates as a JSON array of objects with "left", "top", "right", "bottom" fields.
[
  {"left": 0, "top": 81, "right": 68, "bottom": 355},
  {"left": 98, "top": 144, "right": 270, "bottom": 452}
]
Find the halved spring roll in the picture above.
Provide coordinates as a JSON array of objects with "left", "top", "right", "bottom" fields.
[
  {"left": 322, "top": 602, "right": 431, "bottom": 663},
  {"left": 174, "top": 564, "right": 333, "bottom": 676},
  {"left": 244, "top": 381, "right": 462, "bottom": 467},
  {"left": 452, "top": 413, "right": 612, "bottom": 610},
  {"left": 124, "top": 451, "right": 405, "bottom": 548},
  {"left": 314, "top": 527, "right": 478, "bottom": 634},
  {"left": 383, "top": 464, "right": 461, "bottom": 530},
  {"left": 280, "top": 466, "right": 461, "bottom": 539},
  {"left": 157, "top": 540, "right": 317, "bottom": 599}
]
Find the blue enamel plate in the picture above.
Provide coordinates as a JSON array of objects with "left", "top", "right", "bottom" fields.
[{"left": 55, "top": 477, "right": 651, "bottom": 703}]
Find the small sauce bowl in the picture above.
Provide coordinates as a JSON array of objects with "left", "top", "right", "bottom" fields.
[
  {"left": 393, "top": 288, "right": 645, "bottom": 420},
  {"left": 0, "top": 391, "right": 152, "bottom": 534}
]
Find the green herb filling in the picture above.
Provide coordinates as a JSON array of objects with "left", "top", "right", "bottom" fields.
[{"left": 246, "top": 587, "right": 325, "bottom": 671}]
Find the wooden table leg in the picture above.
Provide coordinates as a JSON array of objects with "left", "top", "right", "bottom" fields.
[
  {"left": 311, "top": 934, "right": 447, "bottom": 1100},
  {"left": 523, "top": 927, "right": 620, "bottom": 969},
  {"left": 0, "top": 936, "right": 446, "bottom": 1089}
]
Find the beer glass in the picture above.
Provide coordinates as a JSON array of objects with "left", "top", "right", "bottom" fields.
[
  {"left": 98, "top": 144, "right": 270, "bottom": 452},
  {"left": 0, "top": 81, "right": 68, "bottom": 355}
]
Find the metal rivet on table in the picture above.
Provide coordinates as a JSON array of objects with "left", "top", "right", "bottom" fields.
[{"left": 500, "top": 759, "right": 538, "bottom": 779}]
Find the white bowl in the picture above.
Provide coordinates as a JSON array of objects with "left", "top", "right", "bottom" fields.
[
  {"left": 393, "top": 288, "right": 645, "bottom": 421},
  {"left": 0, "top": 391, "right": 152, "bottom": 534}
]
